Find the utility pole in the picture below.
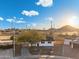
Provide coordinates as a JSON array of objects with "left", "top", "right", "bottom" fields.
[
  {"left": 26, "top": 24, "right": 28, "bottom": 30},
  {"left": 0, "top": 20, "right": 2, "bottom": 30},
  {"left": 51, "top": 20, "right": 52, "bottom": 29},
  {"left": 11, "top": 19, "right": 16, "bottom": 59}
]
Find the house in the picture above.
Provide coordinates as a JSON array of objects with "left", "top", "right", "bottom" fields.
[
  {"left": 64, "top": 39, "right": 72, "bottom": 45},
  {"left": 32, "top": 35, "right": 55, "bottom": 47},
  {"left": 63, "top": 36, "right": 79, "bottom": 48},
  {"left": 70, "top": 37, "right": 79, "bottom": 48}
]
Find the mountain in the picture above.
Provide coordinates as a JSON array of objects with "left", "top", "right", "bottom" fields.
[{"left": 57, "top": 25, "right": 78, "bottom": 32}]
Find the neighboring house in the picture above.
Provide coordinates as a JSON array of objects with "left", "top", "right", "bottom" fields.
[
  {"left": 37, "top": 40, "right": 54, "bottom": 47},
  {"left": 70, "top": 37, "right": 79, "bottom": 48},
  {"left": 64, "top": 37, "right": 79, "bottom": 48},
  {"left": 32, "top": 36, "right": 55, "bottom": 47},
  {"left": 64, "top": 39, "right": 72, "bottom": 45}
]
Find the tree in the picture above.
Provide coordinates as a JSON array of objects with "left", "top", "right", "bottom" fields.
[
  {"left": 10, "top": 36, "right": 14, "bottom": 40},
  {"left": 16, "top": 30, "right": 46, "bottom": 45}
]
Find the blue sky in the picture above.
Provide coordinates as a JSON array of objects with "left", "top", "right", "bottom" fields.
[{"left": 0, "top": 0, "right": 79, "bottom": 29}]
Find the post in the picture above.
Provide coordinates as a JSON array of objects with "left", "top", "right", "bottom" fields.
[
  {"left": 71, "top": 42, "right": 73, "bottom": 48},
  {"left": 51, "top": 21, "right": 52, "bottom": 29},
  {"left": 11, "top": 20, "right": 16, "bottom": 58}
]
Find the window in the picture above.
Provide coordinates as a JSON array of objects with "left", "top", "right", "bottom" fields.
[{"left": 48, "top": 41, "right": 51, "bottom": 43}]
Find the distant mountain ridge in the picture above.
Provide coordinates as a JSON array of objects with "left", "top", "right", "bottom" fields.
[
  {"left": 48, "top": 25, "right": 79, "bottom": 32},
  {"left": 58, "top": 25, "right": 79, "bottom": 32}
]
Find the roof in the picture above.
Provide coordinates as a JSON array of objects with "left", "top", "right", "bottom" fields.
[{"left": 0, "top": 36, "right": 11, "bottom": 40}]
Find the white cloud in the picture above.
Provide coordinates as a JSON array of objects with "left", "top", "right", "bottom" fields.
[
  {"left": 71, "top": 16, "right": 78, "bottom": 20},
  {"left": 27, "top": 24, "right": 31, "bottom": 27},
  {"left": 21, "top": 10, "right": 39, "bottom": 17},
  {"left": 16, "top": 20, "right": 26, "bottom": 24},
  {"left": 47, "top": 16, "right": 54, "bottom": 21},
  {"left": 0, "top": 17, "right": 4, "bottom": 21},
  {"left": 6, "top": 18, "right": 26, "bottom": 24},
  {"left": 13, "top": 16, "right": 16, "bottom": 19},
  {"left": 20, "top": 18, "right": 24, "bottom": 20},
  {"left": 6, "top": 19, "right": 15, "bottom": 23},
  {"left": 32, "top": 23, "right": 37, "bottom": 27},
  {"left": 36, "top": 0, "right": 53, "bottom": 7}
]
